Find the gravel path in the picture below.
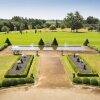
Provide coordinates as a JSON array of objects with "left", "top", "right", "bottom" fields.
[{"left": 36, "top": 55, "right": 71, "bottom": 88}]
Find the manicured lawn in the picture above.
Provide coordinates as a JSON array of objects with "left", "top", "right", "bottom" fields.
[
  {"left": 80, "top": 54, "right": 100, "bottom": 76},
  {"left": 0, "top": 56, "right": 19, "bottom": 81},
  {"left": 28, "top": 56, "right": 39, "bottom": 80},
  {"left": 0, "top": 31, "right": 100, "bottom": 49},
  {"left": 61, "top": 56, "right": 74, "bottom": 80}
]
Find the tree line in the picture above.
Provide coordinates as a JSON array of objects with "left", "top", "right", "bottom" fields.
[{"left": 0, "top": 11, "right": 100, "bottom": 33}]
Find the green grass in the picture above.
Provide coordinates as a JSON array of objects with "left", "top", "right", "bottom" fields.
[
  {"left": 61, "top": 55, "right": 75, "bottom": 80},
  {"left": 0, "top": 31, "right": 100, "bottom": 49},
  {"left": 80, "top": 54, "right": 100, "bottom": 76},
  {"left": 0, "top": 56, "right": 19, "bottom": 81},
  {"left": 28, "top": 56, "right": 39, "bottom": 80}
]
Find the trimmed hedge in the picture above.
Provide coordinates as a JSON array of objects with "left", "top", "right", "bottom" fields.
[
  {"left": 5, "top": 55, "right": 34, "bottom": 78},
  {"left": 0, "top": 82, "right": 2, "bottom": 88},
  {"left": 82, "top": 78, "right": 90, "bottom": 85},
  {"left": 98, "top": 81, "right": 100, "bottom": 86},
  {"left": 90, "top": 78, "right": 98, "bottom": 86},
  {"left": 67, "top": 55, "right": 98, "bottom": 77},
  {"left": 2, "top": 78, "right": 34, "bottom": 88},
  {"left": 0, "top": 43, "right": 8, "bottom": 51},
  {"left": 77, "top": 73, "right": 98, "bottom": 77},
  {"left": 73, "top": 77, "right": 82, "bottom": 84}
]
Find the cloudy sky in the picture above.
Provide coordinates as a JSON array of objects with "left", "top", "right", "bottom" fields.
[{"left": 0, "top": 0, "right": 100, "bottom": 19}]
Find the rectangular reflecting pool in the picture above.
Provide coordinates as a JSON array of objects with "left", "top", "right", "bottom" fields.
[{"left": 11, "top": 46, "right": 86, "bottom": 51}]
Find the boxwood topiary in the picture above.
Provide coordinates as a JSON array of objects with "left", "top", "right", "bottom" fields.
[
  {"left": 17, "top": 78, "right": 26, "bottom": 84},
  {"left": 82, "top": 78, "right": 90, "bottom": 85},
  {"left": 98, "top": 80, "right": 100, "bottom": 87},
  {"left": 10, "top": 79, "right": 18, "bottom": 86},
  {"left": 73, "top": 77, "right": 82, "bottom": 84},
  {"left": 25, "top": 78, "right": 34, "bottom": 84},
  {"left": 2, "top": 79, "right": 11, "bottom": 87},
  {"left": 90, "top": 78, "right": 98, "bottom": 86},
  {"left": 0, "top": 82, "right": 2, "bottom": 88}
]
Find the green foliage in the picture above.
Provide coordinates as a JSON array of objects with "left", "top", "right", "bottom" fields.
[
  {"left": 1, "top": 26, "right": 10, "bottom": 33},
  {"left": 2, "top": 79, "right": 11, "bottom": 87},
  {"left": 52, "top": 38, "right": 58, "bottom": 46},
  {"left": 50, "top": 25, "right": 56, "bottom": 30},
  {"left": 25, "top": 78, "right": 34, "bottom": 83},
  {"left": 0, "top": 82, "right": 2, "bottom": 88},
  {"left": 38, "top": 38, "right": 45, "bottom": 45},
  {"left": 5, "top": 55, "right": 34, "bottom": 78},
  {"left": 17, "top": 78, "right": 26, "bottom": 84},
  {"left": 98, "top": 81, "right": 100, "bottom": 86},
  {"left": 83, "top": 39, "right": 89, "bottom": 46},
  {"left": 10, "top": 79, "right": 18, "bottom": 86},
  {"left": 0, "top": 43, "right": 8, "bottom": 51},
  {"left": 5, "top": 38, "right": 12, "bottom": 45},
  {"left": 77, "top": 73, "right": 98, "bottom": 77},
  {"left": 82, "top": 78, "right": 90, "bottom": 85},
  {"left": 90, "top": 78, "right": 98, "bottom": 86},
  {"left": 63, "top": 11, "right": 83, "bottom": 32},
  {"left": 2, "top": 78, "right": 34, "bottom": 88},
  {"left": 73, "top": 77, "right": 82, "bottom": 84},
  {"left": 86, "top": 16, "right": 99, "bottom": 24},
  {"left": 60, "top": 24, "right": 65, "bottom": 29}
]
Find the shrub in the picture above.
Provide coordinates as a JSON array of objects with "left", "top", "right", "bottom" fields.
[
  {"left": 73, "top": 77, "right": 82, "bottom": 84},
  {"left": 83, "top": 39, "right": 89, "bottom": 46},
  {"left": 90, "top": 78, "right": 98, "bottom": 86},
  {"left": 25, "top": 78, "right": 34, "bottom": 84},
  {"left": 98, "top": 81, "right": 100, "bottom": 86},
  {"left": 0, "top": 43, "right": 8, "bottom": 51},
  {"left": 0, "top": 82, "right": 2, "bottom": 88},
  {"left": 50, "top": 25, "right": 56, "bottom": 30},
  {"left": 52, "top": 38, "right": 58, "bottom": 46},
  {"left": 82, "top": 78, "right": 90, "bottom": 85},
  {"left": 38, "top": 38, "right": 45, "bottom": 45},
  {"left": 17, "top": 78, "right": 26, "bottom": 84},
  {"left": 2, "top": 79, "right": 11, "bottom": 87},
  {"left": 5, "top": 38, "right": 12, "bottom": 45},
  {"left": 77, "top": 73, "right": 98, "bottom": 77},
  {"left": 5, "top": 55, "right": 34, "bottom": 78},
  {"left": 10, "top": 79, "right": 18, "bottom": 86}
]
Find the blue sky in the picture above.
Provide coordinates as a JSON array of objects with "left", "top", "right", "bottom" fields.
[{"left": 0, "top": 0, "right": 100, "bottom": 19}]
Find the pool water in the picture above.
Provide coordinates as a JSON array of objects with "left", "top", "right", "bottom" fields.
[{"left": 11, "top": 46, "right": 85, "bottom": 51}]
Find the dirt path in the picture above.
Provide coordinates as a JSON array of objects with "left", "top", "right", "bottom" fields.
[
  {"left": 36, "top": 55, "right": 71, "bottom": 88},
  {"left": 0, "top": 50, "right": 100, "bottom": 100}
]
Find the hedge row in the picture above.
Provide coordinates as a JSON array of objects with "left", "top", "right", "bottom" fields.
[
  {"left": 73, "top": 77, "right": 100, "bottom": 86},
  {"left": 0, "top": 78, "right": 34, "bottom": 88},
  {"left": 0, "top": 43, "right": 8, "bottom": 51},
  {"left": 77, "top": 73, "right": 98, "bottom": 77},
  {"left": 5, "top": 55, "right": 34, "bottom": 78},
  {"left": 67, "top": 55, "right": 98, "bottom": 77}
]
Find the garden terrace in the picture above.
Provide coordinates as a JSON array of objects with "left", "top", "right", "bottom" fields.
[
  {"left": 67, "top": 55, "right": 98, "bottom": 77},
  {"left": 5, "top": 55, "right": 34, "bottom": 78}
]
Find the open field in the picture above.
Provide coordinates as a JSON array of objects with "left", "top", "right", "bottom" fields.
[
  {"left": 0, "top": 56, "right": 19, "bottom": 81},
  {"left": 0, "top": 31, "right": 100, "bottom": 49}
]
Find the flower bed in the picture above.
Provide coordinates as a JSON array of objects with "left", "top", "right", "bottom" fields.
[
  {"left": 5, "top": 55, "right": 34, "bottom": 78},
  {"left": 67, "top": 55, "right": 98, "bottom": 77}
]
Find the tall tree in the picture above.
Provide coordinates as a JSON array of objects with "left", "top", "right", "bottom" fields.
[{"left": 63, "top": 11, "right": 83, "bottom": 32}]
